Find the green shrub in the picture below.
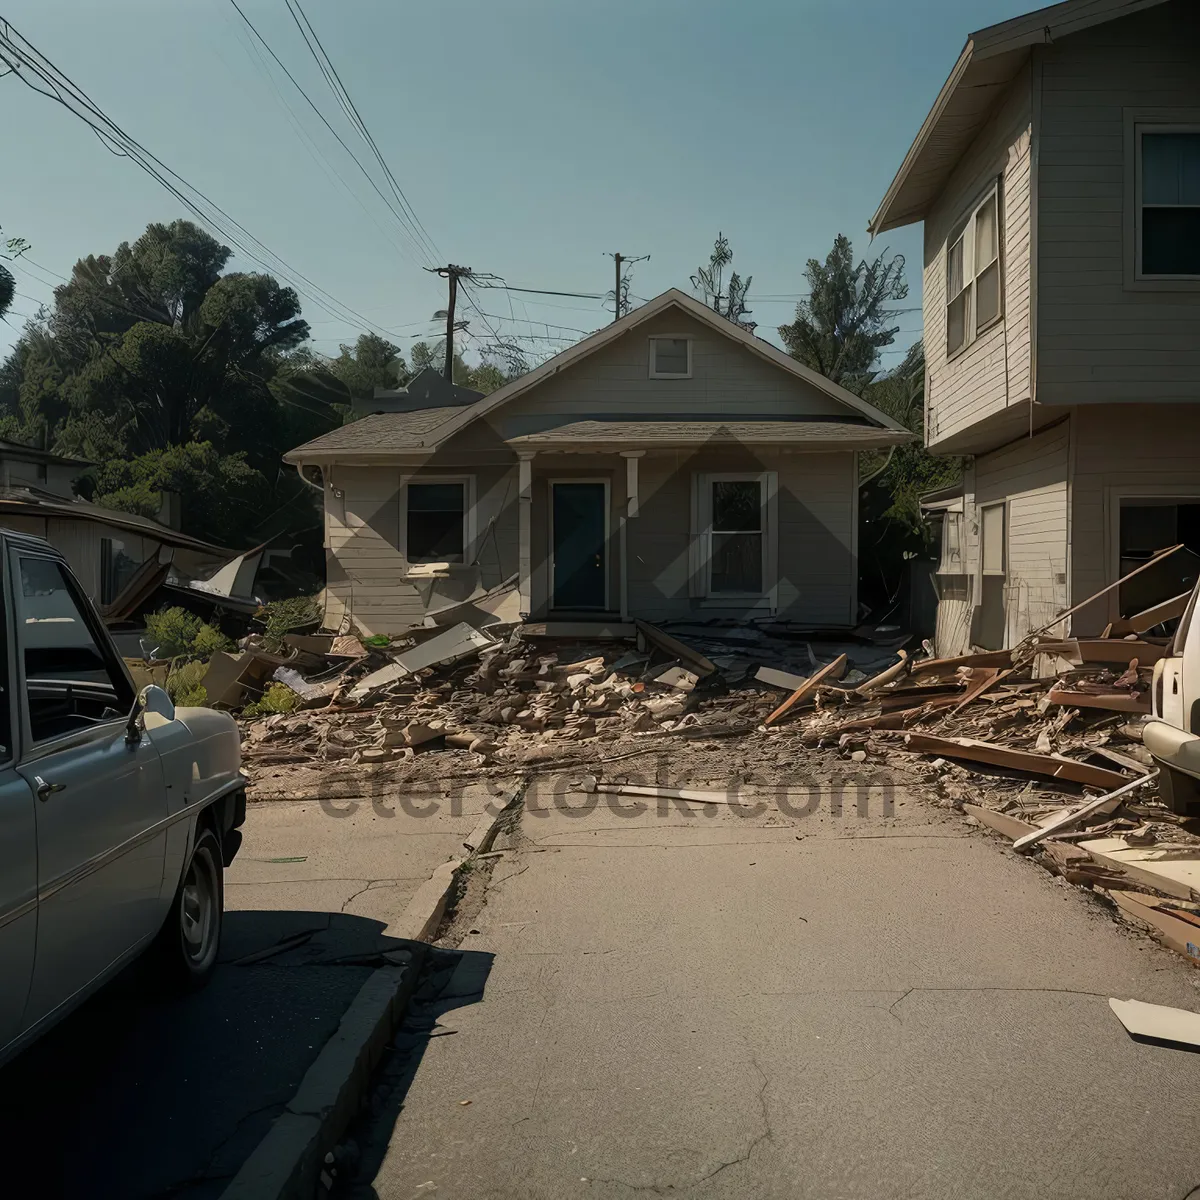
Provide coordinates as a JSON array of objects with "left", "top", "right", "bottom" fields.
[
  {"left": 146, "top": 607, "right": 204, "bottom": 658},
  {"left": 242, "top": 682, "right": 301, "bottom": 718},
  {"left": 256, "top": 595, "right": 321, "bottom": 652},
  {"left": 192, "top": 622, "right": 235, "bottom": 657},
  {"left": 165, "top": 659, "right": 208, "bottom": 707}
]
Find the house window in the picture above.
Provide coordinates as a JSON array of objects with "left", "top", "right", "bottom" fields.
[
  {"left": 405, "top": 481, "right": 467, "bottom": 563},
  {"left": 649, "top": 337, "right": 691, "bottom": 378},
  {"left": 980, "top": 502, "right": 1006, "bottom": 575},
  {"left": 693, "top": 473, "right": 776, "bottom": 601},
  {"left": 946, "top": 185, "right": 1003, "bottom": 356},
  {"left": 1138, "top": 130, "right": 1200, "bottom": 277},
  {"left": 1118, "top": 499, "right": 1200, "bottom": 617}
]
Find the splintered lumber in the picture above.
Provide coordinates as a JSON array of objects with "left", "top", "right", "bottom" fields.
[
  {"left": 755, "top": 665, "right": 809, "bottom": 692},
  {"left": 1012, "top": 771, "right": 1158, "bottom": 852},
  {"left": 1108, "top": 590, "right": 1192, "bottom": 638},
  {"left": 1080, "top": 836, "right": 1200, "bottom": 901},
  {"left": 1035, "top": 638, "right": 1168, "bottom": 666},
  {"left": 908, "top": 649, "right": 1013, "bottom": 678},
  {"left": 634, "top": 620, "right": 716, "bottom": 677},
  {"left": 1046, "top": 685, "right": 1151, "bottom": 715},
  {"left": 1110, "top": 891, "right": 1200, "bottom": 965},
  {"left": 951, "top": 667, "right": 1011, "bottom": 715},
  {"left": 963, "top": 803, "right": 1038, "bottom": 840},
  {"left": 879, "top": 683, "right": 962, "bottom": 712},
  {"left": 763, "top": 654, "right": 848, "bottom": 726},
  {"left": 853, "top": 650, "right": 910, "bottom": 695},
  {"left": 1029, "top": 543, "right": 1186, "bottom": 637},
  {"left": 904, "top": 733, "right": 1131, "bottom": 789},
  {"left": 1108, "top": 997, "right": 1200, "bottom": 1048}
]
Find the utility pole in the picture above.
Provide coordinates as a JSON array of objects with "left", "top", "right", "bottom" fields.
[
  {"left": 425, "top": 264, "right": 472, "bottom": 380},
  {"left": 606, "top": 252, "right": 649, "bottom": 323}
]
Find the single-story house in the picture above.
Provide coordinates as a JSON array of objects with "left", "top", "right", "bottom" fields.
[{"left": 284, "top": 289, "right": 911, "bottom": 637}]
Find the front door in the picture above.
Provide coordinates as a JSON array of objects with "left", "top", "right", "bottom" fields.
[
  {"left": 551, "top": 482, "right": 608, "bottom": 610},
  {"left": 10, "top": 550, "right": 168, "bottom": 1029}
]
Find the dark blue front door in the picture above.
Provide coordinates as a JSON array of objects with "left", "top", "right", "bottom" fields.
[{"left": 552, "top": 482, "right": 607, "bottom": 610}]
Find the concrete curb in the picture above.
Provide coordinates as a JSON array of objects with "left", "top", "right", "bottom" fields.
[{"left": 221, "top": 951, "right": 425, "bottom": 1200}]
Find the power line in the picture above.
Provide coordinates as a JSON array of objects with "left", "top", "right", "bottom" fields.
[
  {"left": 282, "top": 0, "right": 441, "bottom": 268},
  {"left": 0, "top": 17, "right": 396, "bottom": 338}
]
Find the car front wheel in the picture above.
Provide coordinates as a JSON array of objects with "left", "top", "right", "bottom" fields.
[{"left": 157, "top": 825, "right": 224, "bottom": 989}]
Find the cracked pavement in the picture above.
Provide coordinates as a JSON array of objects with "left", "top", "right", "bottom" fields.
[{"left": 349, "top": 775, "right": 1200, "bottom": 1199}]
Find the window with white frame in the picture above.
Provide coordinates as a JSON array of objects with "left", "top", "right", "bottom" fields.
[
  {"left": 1138, "top": 129, "right": 1200, "bottom": 277},
  {"left": 649, "top": 337, "right": 691, "bottom": 378},
  {"left": 695, "top": 474, "right": 775, "bottom": 596},
  {"left": 946, "top": 184, "right": 1002, "bottom": 356},
  {"left": 980, "top": 502, "right": 1006, "bottom": 576},
  {"left": 405, "top": 480, "right": 468, "bottom": 563}
]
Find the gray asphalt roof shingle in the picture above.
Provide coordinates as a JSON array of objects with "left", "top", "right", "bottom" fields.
[
  {"left": 285, "top": 406, "right": 463, "bottom": 455},
  {"left": 508, "top": 420, "right": 912, "bottom": 446}
]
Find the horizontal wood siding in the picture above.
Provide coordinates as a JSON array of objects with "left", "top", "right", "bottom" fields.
[
  {"left": 1038, "top": 1, "right": 1200, "bottom": 405},
  {"left": 323, "top": 463, "right": 519, "bottom": 636},
  {"left": 1070, "top": 403, "right": 1200, "bottom": 633},
  {"left": 492, "top": 309, "right": 854, "bottom": 439},
  {"left": 924, "top": 63, "right": 1033, "bottom": 450},
  {"left": 627, "top": 450, "right": 855, "bottom": 625},
  {"left": 974, "top": 422, "right": 1070, "bottom": 644}
]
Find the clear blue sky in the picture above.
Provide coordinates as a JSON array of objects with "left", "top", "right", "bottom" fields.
[{"left": 1, "top": 0, "right": 1026, "bottom": 369}]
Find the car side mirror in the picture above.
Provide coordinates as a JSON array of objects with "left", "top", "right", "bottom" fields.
[{"left": 126, "top": 684, "right": 176, "bottom": 744}]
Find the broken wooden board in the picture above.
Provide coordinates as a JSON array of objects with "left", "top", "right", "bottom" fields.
[
  {"left": 1080, "top": 837, "right": 1200, "bottom": 902},
  {"left": 905, "top": 733, "right": 1131, "bottom": 790},
  {"left": 1109, "top": 997, "right": 1200, "bottom": 1049},
  {"left": 1046, "top": 685, "right": 1150, "bottom": 715},
  {"left": 755, "top": 665, "right": 809, "bottom": 692},
  {"left": 853, "top": 650, "right": 910, "bottom": 695},
  {"left": 634, "top": 619, "right": 717, "bottom": 677},
  {"left": 523, "top": 621, "right": 636, "bottom": 639},
  {"left": 908, "top": 649, "right": 1013, "bottom": 677},
  {"left": 652, "top": 665, "right": 699, "bottom": 691},
  {"left": 951, "top": 667, "right": 1011, "bottom": 715},
  {"left": 349, "top": 622, "right": 500, "bottom": 699},
  {"left": 1012, "top": 772, "right": 1157, "bottom": 852},
  {"left": 763, "top": 654, "right": 848, "bottom": 727},
  {"left": 1108, "top": 590, "right": 1192, "bottom": 638},
  {"left": 878, "top": 683, "right": 962, "bottom": 712},
  {"left": 1109, "top": 891, "right": 1200, "bottom": 965},
  {"left": 962, "top": 803, "right": 1038, "bottom": 840}
]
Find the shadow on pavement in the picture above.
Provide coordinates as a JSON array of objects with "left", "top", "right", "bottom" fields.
[
  {"left": 332, "top": 947, "right": 496, "bottom": 1199},
  {"left": 0, "top": 908, "right": 425, "bottom": 1200}
]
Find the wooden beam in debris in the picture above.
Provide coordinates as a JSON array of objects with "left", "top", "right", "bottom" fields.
[
  {"left": 1035, "top": 638, "right": 1168, "bottom": 666},
  {"left": 1012, "top": 771, "right": 1157, "bottom": 852},
  {"left": 950, "top": 667, "right": 1011, "bottom": 715},
  {"left": 853, "top": 650, "right": 910, "bottom": 695},
  {"left": 1080, "top": 836, "right": 1200, "bottom": 901},
  {"left": 1046, "top": 685, "right": 1151, "bottom": 715},
  {"left": 908, "top": 649, "right": 1013, "bottom": 678},
  {"left": 763, "top": 654, "right": 848, "bottom": 727},
  {"left": 1107, "top": 590, "right": 1192, "bottom": 638},
  {"left": 634, "top": 619, "right": 717, "bottom": 677},
  {"left": 904, "top": 733, "right": 1131, "bottom": 789},
  {"left": 1028, "top": 543, "right": 1185, "bottom": 637},
  {"left": 962, "top": 802, "right": 1038, "bottom": 840}
]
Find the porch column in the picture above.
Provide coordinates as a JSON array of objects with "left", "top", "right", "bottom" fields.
[
  {"left": 517, "top": 451, "right": 536, "bottom": 619},
  {"left": 619, "top": 451, "right": 644, "bottom": 621}
]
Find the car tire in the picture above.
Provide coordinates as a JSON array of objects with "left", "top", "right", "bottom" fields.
[{"left": 156, "top": 825, "right": 224, "bottom": 990}]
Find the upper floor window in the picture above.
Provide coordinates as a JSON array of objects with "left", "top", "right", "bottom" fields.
[
  {"left": 1138, "top": 130, "right": 1200, "bottom": 278},
  {"left": 649, "top": 337, "right": 691, "bottom": 378},
  {"left": 946, "top": 185, "right": 1002, "bottom": 357}
]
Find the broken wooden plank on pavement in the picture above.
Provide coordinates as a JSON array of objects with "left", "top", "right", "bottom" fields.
[
  {"left": 1012, "top": 771, "right": 1158, "bottom": 852},
  {"left": 1109, "top": 891, "right": 1200, "bottom": 966},
  {"left": 962, "top": 803, "right": 1038, "bottom": 840},
  {"left": 904, "top": 733, "right": 1131, "bottom": 790},
  {"left": 763, "top": 654, "right": 848, "bottom": 727},
  {"left": 1080, "top": 836, "right": 1200, "bottom": 902},
  {"left": 1109, "top": 997, "right": 1200, "bottom": 1050}
]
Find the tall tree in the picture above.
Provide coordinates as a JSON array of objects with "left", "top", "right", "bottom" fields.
[
  {"left": 691, "top": 232, "right": 753, "bottom": 328},
  {"left": 778, "top": 234, "right": 907, "bottom": 393},
  {"left": 0, "top": 227, "right": 31, "bottom": 324}
]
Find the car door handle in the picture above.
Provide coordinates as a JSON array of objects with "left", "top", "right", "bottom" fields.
[{"left": 34, "top": 776, "right": 66, "bottom": 801}]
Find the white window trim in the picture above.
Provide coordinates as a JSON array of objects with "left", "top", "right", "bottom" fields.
[
  {"left": 945, "top": 181, "right": 1004, "bottom": 361},
  {"left": 399, "top": 474, "right": 476, "bottom": 569},
  {"left": 691, "top": 472, "right": 778, "bottom": 610},
  {"left": 1134, "top": 122, "right": 1200, "bottom": 283},
  {"left": 548, "top": 477, "right": 611, "bottom": 612},
  {"left": 648, "top": 335, "right": 693, "bottom": 379}
]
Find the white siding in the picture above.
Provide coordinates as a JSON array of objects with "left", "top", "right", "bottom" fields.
[
  {"left": 492, "top": 309, "right": 855, "bottom": 439},
  {"left": 974, "top": 422, "right": 1070, "bottom": 645},
  {"left": 1038, "top": 1, "right": 1200, "bottom": 405},
  {"left": 923, "top": 63, "right": 1033, "bottom": 451},
  {"left": 1070, "top": 403, "right": 1200, "bottom": 633}
]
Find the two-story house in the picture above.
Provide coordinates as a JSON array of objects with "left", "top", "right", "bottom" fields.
[
  {"left": 284, "top": 288, "right": 910, "bottom": 637},
  {"left": 871, "top": 0, "right": 1200, "bottom": 653}
]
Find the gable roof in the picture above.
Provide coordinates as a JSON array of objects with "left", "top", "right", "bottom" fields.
[{"left": 868, "top": 0, "right": 1172, "bottom": 234}]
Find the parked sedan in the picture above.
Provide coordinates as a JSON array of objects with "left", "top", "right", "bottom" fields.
[{"left": 0, "top": 531, "right": 245, "bottom": 1068}]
